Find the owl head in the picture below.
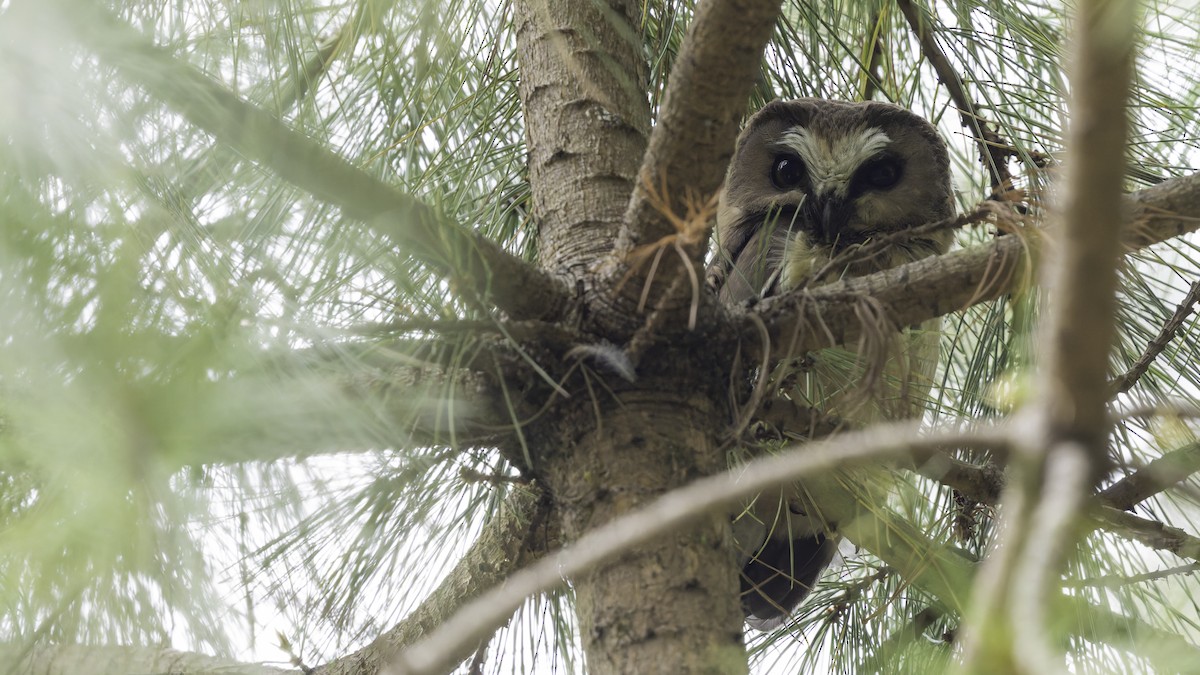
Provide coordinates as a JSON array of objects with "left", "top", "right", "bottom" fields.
[{"left": 715, "top": 99, "right": 955, "bottom": 302}]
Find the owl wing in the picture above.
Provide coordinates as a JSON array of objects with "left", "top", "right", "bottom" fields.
[
  {"left": 718, "top": 222, "right": 846, "bottom": 627},
  {"left": 735, "top": 491, "right": 839, "bottom": 631},
  {"left": 794, "top": 317, "right": 943, "bottom": 423},
  {"left": 714, "top": 221, "right": 789, "bottom": 306},
  {"left": 726, "top": 239, "right": 943, "bottom": 629}
]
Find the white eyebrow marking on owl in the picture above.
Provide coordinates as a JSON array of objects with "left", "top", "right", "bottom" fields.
[{"left": 776, "top": 127, "right": 892, "bottom": 197}]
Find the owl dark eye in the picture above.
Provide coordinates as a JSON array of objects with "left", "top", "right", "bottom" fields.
[
  {"left": 770, "top": 154, "right": 806, "bottom": 190},
  {"left": 857, "top": 157, "right": 903, "bottom": 191}
]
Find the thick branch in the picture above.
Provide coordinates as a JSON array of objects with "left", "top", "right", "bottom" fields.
[
  {"left": 1035, "top": 0, "right": 1132, "bottom": 454},
  {"left": 53, "top": 1, "right": 568, "bottom": 322},
  {"left": 619, "top": 0, "right": 783, "bottom": 253},
  {"left": 746, "top": 171, "right": 1200, "bottom": 366},
  {"left": 513, "top": 0, "right": 650, "bottom": 281},
  {"left": 1099, "top": 442, "right": 1200, "bottom": 510},
  {"left": 605, "top": 0, "right": 783, "bottom": 331},
  {"left": 317, "top": 487, "right": 556, "bottom": 675},
  {"left": 961, "top": 3, "right": 1135, "bottom": 668}
]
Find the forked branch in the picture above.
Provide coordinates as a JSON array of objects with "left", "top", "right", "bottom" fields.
[{"left": 612, "top": 0, "right": 783, "bottom": 324}]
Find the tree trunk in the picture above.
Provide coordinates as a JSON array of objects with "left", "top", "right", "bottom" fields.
[
  {"left": 539, "top": 365, "right": 748, "bottom": 674},
  {"left": 513, "top": 0, "right": 650, "bottom": 282},
  {"left": 513, "top": 2, "right": 748, "bottom": 668}
]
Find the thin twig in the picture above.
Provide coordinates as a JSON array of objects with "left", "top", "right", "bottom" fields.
[
  {"left": 813, "top": 463, "right": 1200, "bottom": 670},
  {"left": 829, "top": 566, "right": 893, "bottom": 619},
  {"left": 278, "top": 632, "right": 314, "bottom": 674},
  {"left": 1110, "top": 280, "right": 1200, "bottom": 394},
  {"left": 800, "top": 203, "right": 1012, "bottom": 290},
  {"left": 1113, "top": 401, "right": 1200, "bottom": 421},
  {"left": 1065, "top": 562, "right": 1200, "bottom": 588},
  {"left": 896, "top": 0, "right": 1017, "bottom": 193},
  {"left": 279, "top": 0, "right": 378, "bottom": 110},
  {"left": 1099, "top": 441, "right": 1200, "bottom": 510}
]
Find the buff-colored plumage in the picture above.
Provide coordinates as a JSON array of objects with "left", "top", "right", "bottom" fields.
[{"left": 713, "top": 99, "right": 954, "bottom": 629}]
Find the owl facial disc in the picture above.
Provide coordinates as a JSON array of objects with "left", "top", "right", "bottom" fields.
[
  {"left": 714, "top": 98, "right": 954, "bottom": 300},
  {"left": 775, "top": 126, "right": 899, "bottom": 246}
]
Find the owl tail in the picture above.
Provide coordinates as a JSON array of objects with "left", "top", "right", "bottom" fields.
[{"left": 740, "top": 533, "right": 839, "bottom": 631}]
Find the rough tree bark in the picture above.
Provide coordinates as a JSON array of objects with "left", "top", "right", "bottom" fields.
[
  {"left": 538, "top": 379, "right": 746, "bottom": 674},
  {"left": 514, "top": 0, "right": 650, "bottom": 282}
]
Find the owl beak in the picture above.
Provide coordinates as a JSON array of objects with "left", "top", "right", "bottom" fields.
[{"left": 803, "top": 194, "right": 853, "bottom": 245}]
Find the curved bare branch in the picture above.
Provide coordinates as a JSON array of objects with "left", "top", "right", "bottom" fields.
[{"left": 386, "top": 422, "right": 1007, "bottom": 675}]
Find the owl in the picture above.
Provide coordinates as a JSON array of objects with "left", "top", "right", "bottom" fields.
[{"left": 714, "top": 99, "right": 955, "bottom": 629}]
